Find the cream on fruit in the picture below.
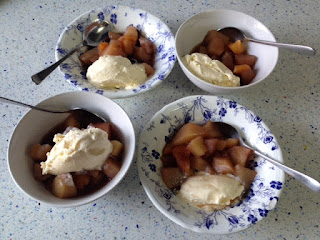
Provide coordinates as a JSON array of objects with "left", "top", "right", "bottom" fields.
[
  {"left": 86, "top": 55, "right": 147, "bottom": 89},
  {"left": 182, "top": 53, "right": 240, "bottom": 87},
  {"left": 178, "top": 172, "right": 244, "bottom": 210},
  {"left": 41, "top": 127, "right": 113, "bottom": 175}
]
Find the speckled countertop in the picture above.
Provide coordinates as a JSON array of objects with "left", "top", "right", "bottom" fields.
[{"left": 0, "top": 0, "right": 319, "bottom": 239}]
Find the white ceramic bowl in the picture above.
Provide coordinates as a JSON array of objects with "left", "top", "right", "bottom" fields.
[
  {"left": 138, "top": 95, "right": 284, "bottom": 234},
  {"left": 8, "top": 92, "right": 135, "bottom": 207},
  {"left": 56, "top": 5, "right": 176, "bottom": 98},
  {"left": 175, "top": 9, "right": 278, "bottom": 94}
]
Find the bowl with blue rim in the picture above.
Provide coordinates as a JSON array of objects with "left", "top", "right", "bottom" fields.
[
  {"left": 56, "top": 5, "right": 176, "bottom": 98},
  {"left": 137, "top": 95, "right": 284, "bottom": 234}
]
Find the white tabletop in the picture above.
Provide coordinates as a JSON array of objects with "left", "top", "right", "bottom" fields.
[{"left": 0, "top": 0, "right": 319, "bottom": 239}]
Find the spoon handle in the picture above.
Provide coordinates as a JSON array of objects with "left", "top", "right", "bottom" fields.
[
  {"left": 245, "top": 142, "right": 320, "bottom": 193},
  {"left": 246, "top": 37, "right": 316, "bottom": 56},
  {"left": 31, "top": 44, "right": 83, "bottom": 85},
  {"left": 0, "top": 96, "right": 67, "bottom": 113}
]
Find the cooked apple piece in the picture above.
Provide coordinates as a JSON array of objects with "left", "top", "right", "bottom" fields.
[
  {"left": 228, "top": 40, "right": 246, "bottom": 55},
  {"left": 92, "top": 122, "right": 112, "bottom": 139},
  {"left": 225, "top": 138, "right": 240, "bottom": 148},
  {"left": 216, "top": 139, "right": 227, "bottom": 151},
  {"left": 88, "top": 170, "right": 100, "bottom": 178},
  {"left": 162, "top": 142, "right": 174, "bottom": 155},
  {"left": 207, "top": 36, "right": 225, "bottom": 56},
  {"left": 190, "top": 155, "right": 215, "bottom": 174},
  {"left": 239, "top": 67, "right": 256, "bottom": 85},
  {"left": 233, "top": 64, "right": 251, "bottom": 75},
  {"left": 204, "top": 138, "right": 219, "bottom": 156},
  {"left": 102, "top": 157, "right": 121, "bottom": 179},
  {"left": 88, "top": 170, "right": 105, "bottom": 185},
  {"left": 204, "top": 165, "right": 216, "bottom": 175},
  {"left": 133, "top": 46, "right": 152, "bottom": 64},
  {"left": 160, "top": 154, "right": 177, "bottom": 168},
  {"left": 64, "top": 114, "right": 80, "bottom": 129},
  {"left": 29, "top": 143, "right": 52, "bottom": 162},
  {"left": 172, "top": 123, "right": 207, "bottom": 145},
  {"left": 118, "top": 36, "right": 135, "bottom": 55},
  {"left": 108, "top": 31, "right": 122, "bottom": 40},
  {"left": 172, "top": 145, "right": 191, "bottom": 175},
  {"left": 123, "top": 26, "right": 139, "bottom": 45},
  {"left": 220, "top": 149, "right": 230, "bottom": 157},
  {"left": 212, "top": 156, "right": 234, "bottom": 174},
  {"left": 102, "top": 40, "right": 126, "bottom": 57},
  {"left": 33, "top": 163, "right": 51, "bottom": 181},
  {"left": 52, "top": 173, "right": 78, "bottom": 198},
  {"left": 186, "top": 136, "right": 207, "bottom": 157},
  {"left": 202, "top": 30, "right": 230, "bottom": 46},
  {"left": 220, "top": 51, "right": 234, "bottom": 71},
  {"left": 190, "top": 155, "right": 207, "bottom": 171},
  {"left": 198, "top": 46, "right": 208, "bottom": 55},
  {"left": 73, "top": 174, "right": 90, "bottom": 190},
  {"left": 142, "top": 63, "right": 155, "bottom": 77},
  {"left": 98, "top": 42, "right": 109, "bottom": 56},
  {"left": 234, "top": 164, "right": 257, "bottom": 191},
  {"left": 233, "top": 64, "right": 256, "bottom": 85},
  {"left": 235, "top": 54, "right": 257, "bottom": 69},
  {"left": 161, "top": 167, "right": 186, "bottom": 190},
  {"left": 228, "top": 145, "right": 254, "bottom": 167},
  {"left": 202, "top": 121, "right": 223, "bottom": 138},
  {"left": 79, "top": 47, "right": 99, "bottom": 66},
  {"left": 110, "top": 140, "right": 123, "bottom": 158},
  {"left": 139, "top": 36, "right": 155, "bottom": 55}
]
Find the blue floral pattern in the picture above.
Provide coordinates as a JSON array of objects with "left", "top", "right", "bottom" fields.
[
  {"left": 55, "top": 5, "right": 175, "bottom": 99},
  {"left": 137, "top": 95, "right": 285, "bottom": 234}
]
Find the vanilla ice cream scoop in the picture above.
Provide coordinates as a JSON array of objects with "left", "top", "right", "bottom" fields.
[
  {"left": 178, "top": 173, "right": 244, "bottom": 209},
  {"left": 182, "top": 53, "right": 240, "bottom": 87},
  {"left": 86, "top": 55, "right": 147, "bottom": 89},
  {"left": 41, "top": 127, "right": 113, "bottom": 175}
]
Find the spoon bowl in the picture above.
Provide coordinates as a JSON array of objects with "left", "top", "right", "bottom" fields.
[
  {"left": 31, "top": 20, "right": 111, "bottom": 84},
  {"left": 218, "top": 27, "right": 316, "bottom": 56},
  {"left": 217, "top": 122, "right": 320, "bottom": 193}
]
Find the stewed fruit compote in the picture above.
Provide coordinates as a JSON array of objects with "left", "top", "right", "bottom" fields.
[
  {"left": 161, "top": 121, "right": 257, "bottom": 211},
  {"left": 29, "top": 110, "right": 124, "bottom": 199}
]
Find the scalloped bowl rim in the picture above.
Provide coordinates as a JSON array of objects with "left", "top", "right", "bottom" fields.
[
  {"left": 138, "top": 95, "right": 285, "bottom": 234},
  {"left": 55, "top": 5, "right": 176, "bottom": 98}
]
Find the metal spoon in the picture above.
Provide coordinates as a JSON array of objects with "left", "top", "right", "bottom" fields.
[
  {"left": 218, "top": 27, "right": 316, "bottom": 56},
  {"left": 0, "top": 96, "right": 105, "bottom": 122},
  {"left": 31, "top": 20, "right": 111, "bottom": 84},
  {"left": 217, "top": 122, "right": 320, "bottom": 193}
]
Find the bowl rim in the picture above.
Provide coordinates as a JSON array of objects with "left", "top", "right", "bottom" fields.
[
  {"left": 175, "top": 8, "right": 279, "bottom": 91},
  {"left": 55, "top": 5, "right": 176, "bottom": 99},
  {"left": 137, "top": 94, "right": 285, "bottom": 233},
  {"left": 7, "top": 91, "right": 136, "bottom": 207}
]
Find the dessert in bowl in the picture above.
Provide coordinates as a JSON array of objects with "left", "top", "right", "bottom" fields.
[
  {"left": 7, "top": 91, "right": 135, "bottom": 207},
  {"left": 175, "top": 9, "right": 278, "bottom": 94},
  {"left": 137, "top": 95, "right": 284, "bottom": 234},
  {"left": 56, "top": 5, "right": 176, "bottom": 98}
]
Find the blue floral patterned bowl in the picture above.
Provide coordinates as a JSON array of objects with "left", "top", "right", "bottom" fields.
[
  {"left": 137, "top": 95, "right": 284, "bottom": 234},
  {"left": 55, "top": 5, "right": 176, "bottom": 98}
]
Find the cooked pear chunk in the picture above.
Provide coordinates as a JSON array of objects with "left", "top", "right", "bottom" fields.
[{"left": 172, "top": 123, "right": 207, "bottom": 145}]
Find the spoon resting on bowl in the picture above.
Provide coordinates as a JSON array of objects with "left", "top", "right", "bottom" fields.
[
  {"left": 217, "top": 122, "right": 320, "bottom": 193},
  {"left": 218, "top": 27, "right": 316, "bottom": 56},
  {"left": 0, "top": 96, "right": 106, "bottom": 123},
  {"left": 31, "top": 20, "right": 112, "bottom": 84}
]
